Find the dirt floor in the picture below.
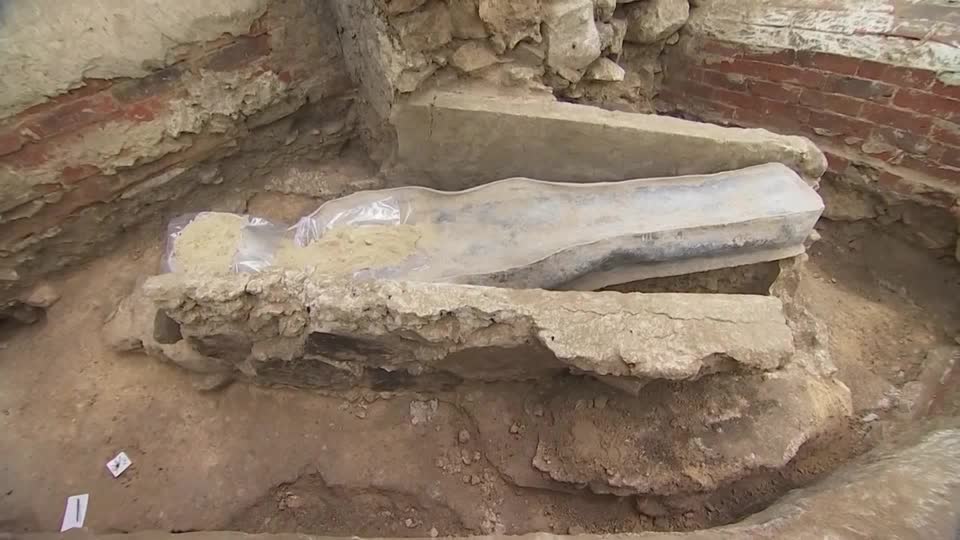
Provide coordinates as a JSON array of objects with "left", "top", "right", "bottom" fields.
[{"left": 0, "top": 199, "right": 958, "bottom": 535}]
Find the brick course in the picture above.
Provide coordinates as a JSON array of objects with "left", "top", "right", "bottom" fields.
[
  {"left": 0, "top": 0, "right": 356, "bottom": 314},
  {"left": 663, "top": 37, "right": 960, "bottom": 190}
]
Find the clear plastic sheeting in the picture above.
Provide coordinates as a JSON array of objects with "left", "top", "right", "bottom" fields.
[
  {"left": 290, "top": 194, "right": 413, "bottom": 247},
  {"left": 236, "top": 217, "right": 284, "bottom": 273},
  {"left": 162, "top": 163, "right": 824, "bottom": 290}
]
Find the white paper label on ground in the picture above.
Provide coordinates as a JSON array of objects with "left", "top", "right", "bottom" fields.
[
  {"left": 60, "top": 494, "right": 88, "bottom": 532},
  {"left": 106, "top": 451, "right": 132, "bottom": 478}
]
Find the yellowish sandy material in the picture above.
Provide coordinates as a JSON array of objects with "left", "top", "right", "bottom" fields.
[
  {"left": 275, "top": 224, "right": 423, "bottom": 274},
  {"left": 171, "top": 213, "right": 245, "bottom": 273}
]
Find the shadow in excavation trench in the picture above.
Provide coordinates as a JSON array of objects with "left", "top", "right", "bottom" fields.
[
  {"left": 600, "top": 261, "right": 780, "bottom": 295},
  {"left": 228, "top": 472, "right": 470, "bottom": 537},
  {"left": 0, "top": 306, "right": 48, "bottom": 338}
]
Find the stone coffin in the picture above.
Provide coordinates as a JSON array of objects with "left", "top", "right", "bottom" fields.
[{"left": 107, "top": 272, "right": 797, "bottom": 387}]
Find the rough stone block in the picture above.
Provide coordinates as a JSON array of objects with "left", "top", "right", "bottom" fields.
[
  {"left": 478, "top": 0, "right": 543, "bottom": 52},
  {"left": 388, "top": 91, "right": 827, "bottom": 189},
  {"left": 451, "top": 42, "right": 501, "bottom": 72},
  {"left": 543, "top": 0, "right": 602, "bottom": 81},
  {"left": 392, "top": 1, "right": 454, "bottom": 52},
  {"left": 624, "top": 0, "right": 689, "bottom": 44},
  {"left": 448, "top": 0, "right": 489, "bottom": 38},
  {"left": 585, "top": 58, "right": 626, "bottom": 81},
  {"left": 111, "top": 272, "right": 798, "bottom": 385}
]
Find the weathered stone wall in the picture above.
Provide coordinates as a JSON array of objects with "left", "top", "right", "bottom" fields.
[
  {"left": 0, "top": 0, "right": 358, "bottom": 315},
  {"left": 330, "top": 0, "right": 694, "bottom": 137},
  {"left": 659, "top": 0, "right": 960, "bottom": 259}
]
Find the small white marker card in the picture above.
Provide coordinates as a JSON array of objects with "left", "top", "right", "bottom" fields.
[
  {"left": 60, "top": 494, "right": 89, "bottom": 532},
  {"left": 106, "top": 451, "right": 132, "bottom": 478}
]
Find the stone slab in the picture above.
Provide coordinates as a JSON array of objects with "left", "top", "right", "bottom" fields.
[
  {"left": 109, "top": 272, "right": 797, "bottom": 384},
  {"left": 387, "top": 90, "right": 827, "bottom": 189}
]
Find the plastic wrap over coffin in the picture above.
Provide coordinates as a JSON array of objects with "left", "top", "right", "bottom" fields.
[{"left": 164, "top": 162, "right": 823, "bottom": 289}]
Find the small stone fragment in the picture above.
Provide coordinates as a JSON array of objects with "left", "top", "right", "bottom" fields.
[
  {"left": 507, "top": 42, "right": 547, "bottom": 67},
  {"left": 458, "top": 429, "right": 471, "bottom": 444},
  {"left": 448, "top": 0, "right": 489, "bottom": 38},
  {"left": 623, "top": 0, "right": 689, "bottom": 44},
  {"left": 598, "top": 22, "right": 615, "bottom": 51},
  {"left": 470, "top": 474, "right": 482, "bottom": 485},
  {"left": 20, "top": 283, "right": 60, "bottom": 308},
  {"left": 461, "top": 449, "right": 473, "bottom": 464},
  {"left": 595, "top": 0, "right": 616, "bottom": 20},
  {"left": 393, "top": 1, "right": 454, "bottom": 52},
  {"left": 284, "top": 494, "right": 305, "bottom": 509},
  {"left": 397, "top": 64, "right": 439, "bottom": 93},
  {"left": 585, "top": 58, "right": 625, "bottom": 81},
  {"left": 480, "top": 511, "right": 503, "bottom": 534},
  {"left": 544, "top": 0, "right": 602, "bottom": 81},
  {"left": 479, "top": 0, "right": 543, "bottom": 52},
  {"left": 404, "top": 518, "right": 417, "bottom": 528},
  {"left": 666, "top": 31, "right": 680, "bottom": 45},
  {"left": 410, "top": 399, "right": 439, "bottom": 424},
  {"left": 192, "top": 373, "right": 235, "bottom": 392},
  {"left": 0, "top": 268, "right": 19, "bottom": 282},
  {"left": 533, "top": 404, "right": 545, "bottom": 417},
  {"left": 451, "top": 41, "right": 501, "bottom": 72},
  {"left": 429, "top": 527, "right": 439, "bottom": 538},
  {"left": 385, "top": 0, "right": 427, "bottom": 14},
  {"left": 861, "top": 139, "right": 898, "bottom": 155},
  {"left": 635, "top": 496, "right": 669, "bottom": 517},
  {"left": 510, "top": 423, "right": 521, "bottom": 434},
  {"left": 474, "top": 451, "right": 482, "bottom": 462},
  {"left": 609, "top": 18, "right": 627, "bottom": 54},
  {"left": 862, "top": 413, "right": 879, "bottom": 423}
]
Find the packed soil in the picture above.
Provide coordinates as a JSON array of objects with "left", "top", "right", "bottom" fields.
[
  {"left": 0, "top": 195, "right": 957, "bottom": 535},
  {"left": 171, "top": 213, "right": 425, "bottom": 276},
  {"left": 274, "top": 224, "right": 424, "bottom": 275},
  {"left": 170, "top": 213, "right": 247, "bottom": 273}
]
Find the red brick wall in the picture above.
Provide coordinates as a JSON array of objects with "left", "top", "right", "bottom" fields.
[
  {"left": 0, "top": 0, "right": 355, "bottom": 312},
  {"left": 660, "top": 38, "right": 960, "bottom": 212},
  {"left": 0, "top": 36, "right": 273, "bottom": 239}
]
